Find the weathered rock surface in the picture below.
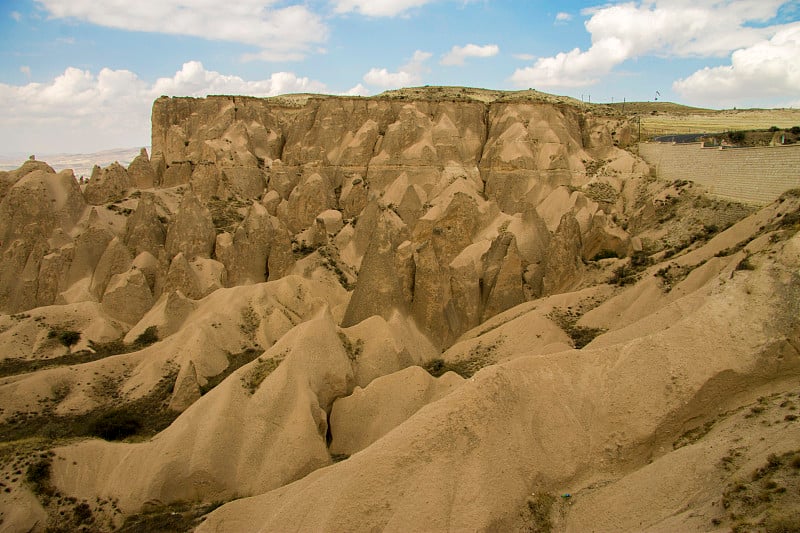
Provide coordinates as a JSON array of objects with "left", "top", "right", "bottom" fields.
[
  {"left": 164, "top": 192, "right": 216, "bottom": 260},
  {"left": 84, "top": 162, "right": 131, "bottom": 204},
  {"left": 2, "top": 89, "right": 798, "bottom": 533}
]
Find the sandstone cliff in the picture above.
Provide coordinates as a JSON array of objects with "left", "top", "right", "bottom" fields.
[{"left": 1, "top": 88, "right": 797, "bottom": 533}]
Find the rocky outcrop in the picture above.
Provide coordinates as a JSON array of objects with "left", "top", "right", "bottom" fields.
[
  {"left": 101, "top": 268, "right": 154, "bottom": 324},
  {"left": 215, "top": 203, "right": 273, "bottom": 286},
  {"left": 124, "top": 193, "right": 166, "bottom": 257},
  {"left": 127, "top": 148, "right": 157, "bottom": 189},
  {"left": 84, "top": 162, "right": 131, "bottom": 204},
  {"left": 165, "top": 192, "right": 216, "bottom": 260}
]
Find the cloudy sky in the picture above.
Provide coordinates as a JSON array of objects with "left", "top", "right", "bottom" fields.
[{"left": 1, "top": 0, "right": 799, "bottom": 155}]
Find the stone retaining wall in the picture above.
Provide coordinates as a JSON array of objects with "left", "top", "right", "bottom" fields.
[{"left": 638, "top": 142, "right": 800, "bottom": 205}]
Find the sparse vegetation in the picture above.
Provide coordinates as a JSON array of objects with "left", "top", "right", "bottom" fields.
[
  {"left": 721, "top": 449, "right": 800, "bottom": 533},
  {"left": 200, "top": 348, "right": 262, "bottom": 395},
  {"left": 591, "top": 249, "right": 620, "bottom": 261},
  {"left": 0, "top": 368, "right": 179, "bottom": 443},
  {"left": 548, "top": 308, "right": 606, "bottom": 349},
  {"left": 735, "top": 255, "right": 756, "bottom": 271},
  {"left": 25, "top": 455, "right": 54, "bottom": 497},
  {"left": 49, "top": 329, "right": 81, "bottom": 351},
  {"left": 242, "top": 355, "right": 284, "bottom": 394},
  {"left": 133, "top": 326, "right": 159, "bottom": 347},
  {"left": 117, "top": 500, "right": 228, "bottom": 533},
  {"left": 208, "top": 196, "right": 247, "bottom": 234},
  {"left": 583, "top": 181, "right": 618, "bottom": 203},
  {"left": 424, "top": 337, "right": 503, "bottom": 378},
  {"left": 338, "top": 332, "right": 364, "bottom": 362},
  {"left": 527, "top": 492, "right": 556, "bottom": 532}
]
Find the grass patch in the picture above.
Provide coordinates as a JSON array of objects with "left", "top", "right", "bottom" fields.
[
  {"left": 199, "top": 348, "right": 262, "bottom": 395},
  {"left": 0, "top": 369, "right": 179, "bottom": 444},
  {"left": 0, "top": 330, "right": 162, "bottom": 378},
  {"left": 609, "top": 251, "right": 651, "bottom": 286},
  {"left": 527, "top": 492, "right": 556, "bottom": 533},
  {"left": 117, "top": 500, "right": 227, "bottom": 533},
  {"left": 337, "top": 332, "right": 363, "bottom": 362},
  {"left": 208, "top": 196, "right": 248, "bottom": 235},
  {"left": 25, "top": 454, "right": 54, "bottom": 497},
  {"left": 424, "top": 337, "right": 503, "bottom": 378},
  {"left": 242, "top": 355, "right": 284, "bottom": 395},
  {"left": 720, "top": 449, "right": 800, "bottom": 533},
  {"left": 548, "top": 308, "right": 606, "bottom": 349}
]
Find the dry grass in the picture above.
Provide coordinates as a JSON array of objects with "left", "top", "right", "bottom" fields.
[{"left": 633, "top": 108, "right": 800, "bottom": 138}]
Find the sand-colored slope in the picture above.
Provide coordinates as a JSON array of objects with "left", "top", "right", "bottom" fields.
[
  {"left": 50, "top": 310, "right": 353, "bottom": 512},
  {"left": 197, "top": 233, "right": 800, "bottom": 532}
]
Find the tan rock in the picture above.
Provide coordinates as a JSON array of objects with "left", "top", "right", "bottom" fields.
[
  {"left": 163, "top": 252, "right": 204, "bottom": 300},
  {"left": 127, "top": 148, "right": 157, "bottom": 189},
  {"left": 84, "top": 162, "right": 132, "bottom": 204},
  {"left": 542, "top": 212, "right": 583, "bottom": 295},
  {"left": 284, "top": 172, "right": 336, "bottom": 233},
  {"left": 161, "top": 161, "right": 193, "bottom": 187},
  {"left": 124, "top": 192, "right": 166, "bottom": 257},
  {"left": 165, "top": 192, "right": 216, "bottom": 260},
  {"left": 90, "top": 237, "right": 134, "bottom": 298},
  {"left": 342, "top": 212, "right": 407, "bottom": 327},
  {"left": 330, "top": 366, "right": 463, "bottom": 456},
  {"left": 215, "top": 203, "right": 273, "bottom": 286},
  {"left": 101, "top": 268, "right": 154, "bottom": 324}
]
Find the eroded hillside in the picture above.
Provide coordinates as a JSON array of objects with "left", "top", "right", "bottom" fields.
[{"left": 0, "top": 88, "right": 798, "bottom": 532}]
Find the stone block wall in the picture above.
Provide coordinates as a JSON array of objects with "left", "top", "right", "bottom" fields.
[{"left": 638, "top": 142, "right": 800, "bottom": 205}]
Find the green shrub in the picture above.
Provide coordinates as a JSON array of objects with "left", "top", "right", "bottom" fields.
[
  {"left": 26, "top": 457, "right": 54, "bottom": 496},
  {"left": 88, "top": 411, "right": 143, "bottom": 441},
  {"left": 133, "top": 326, "right": 159, "bottom": 347},
  {"left": 592, "top": 249, "right": 619, "bottom": 261}
]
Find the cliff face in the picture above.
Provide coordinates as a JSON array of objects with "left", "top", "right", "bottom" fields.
[
  {"left": 2, "top": 90, "right": 799, "bottom": 533},
  {"left": 147, "top": 93, "right": 638, "bottom": 346},
  {"left": 0, "top": 91, "right": 639, "bottom": 348}
]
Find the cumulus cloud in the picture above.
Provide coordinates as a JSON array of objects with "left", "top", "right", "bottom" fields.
[
  {"left": 363, "top": 50, "right": 432, "bottom": 88},
  {"left": 0, "top": 62, "right": 328, "bottom": 153},
  {"left": 440, "top": 44, "right": 499, "bottom": 66},
  {"left": 673, "top": 23, "right": 800, "bottom": 107},
  {"left": 343, "top": 83, "right": 370, "bottom": 96},
  {"left": 555, "top": 12, "right": 572, "bottom": 22},
  {"left": 511, "top": 0, "right": 791, "bottom": 88},
  {"left": 152, "top": 61, "right": 327, "bottom": 97},
  {"left": 19, "top": 66, "right": 31, "bottom": 78},
  {"left": 34, "top": 0, "right": 327, "bottom": 61},
  {"left": 331, "top": 0, "right": 433, "bottom": 17}
]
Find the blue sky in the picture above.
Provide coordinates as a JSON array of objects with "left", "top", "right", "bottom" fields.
[{"left": 1, "top": 0, "right": 799, "bottom": 155}]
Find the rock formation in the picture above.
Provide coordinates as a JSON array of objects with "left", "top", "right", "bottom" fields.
[{"left": 1, "top": 88, "right": 797, "bottom": 533}]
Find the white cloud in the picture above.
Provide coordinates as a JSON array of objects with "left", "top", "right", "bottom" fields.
[
  {"left": 440, "top": 43, "right": 499, "bottom": 66},
  {"left": 0, "top": 62, "right": 328, "bottom": 154},
  {"left": 513, "top": 53, "right": 536, "bottom": 61},
  {"left": 511, "top": 0, "right": 791, "bottom": 88},
  {"left": 343, "top": 83, "right": 370, "bottom": 96},
  {"left": 10, "top": 11, "right": 22, "bottom": 21},
  {"left": 363, "top": 50, "right": 432, "bottom": 88},
  {"left": 152, "top": 61, "right": 327, "bottom": 97},
  {"left": 34, "top": 0, "right": 327, "bottom": 61},
  {"left": 673, "top": 23, "right": 800, "bottom": 107},
  {"left": 19, "top": 66, "right": 31, "bottom": 77},
  {"left": 331, "top": 0, "right": 433, "bottom": 17},
  {"left": 555, "top": 12, "right": 572, "bottom": 22}
]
